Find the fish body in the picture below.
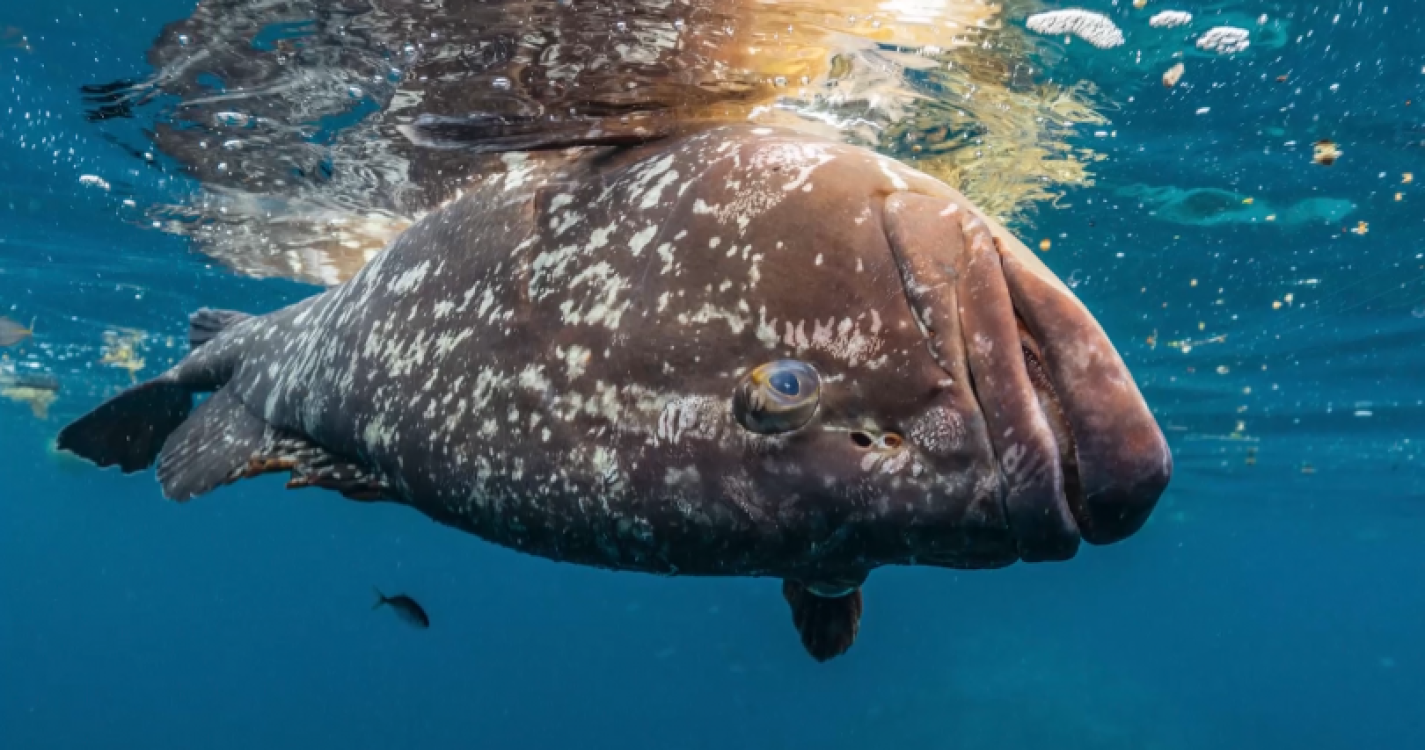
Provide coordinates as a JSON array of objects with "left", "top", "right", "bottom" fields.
[
  {"left": 58, "top": 125, "right": 1171, "bottom": 660},
  {"left": 373, "top": 588, "right": 430, "bottom": 629},
  {"left": 0, "top": 317, "right": 33, "bottom": 347}
]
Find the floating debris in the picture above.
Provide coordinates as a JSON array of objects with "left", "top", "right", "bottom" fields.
[
  {"left": 1351, "top": 221, "right": 1368, "bottom": 235},
  {"left": 1300, "top": 462, "right": 1316, "bottom": 475},
  {"left": 1162, "top": 62, "right": 1185, "bottom": 88},
  {"left": 1133, "top": 0, "right": 1147, "bottom": 10},
  {"left": 1026, "top": 10, "right": 1125, "bottom": 50},
  {"left": 1165, "top": 333, "right": 1227, "bottom": 354},
  {"left": 0, "top": 317, "right": 33, "bottom": 347},
  {"left": 1039, "top": 238, "right": 1052, "bottom": 252},
  {"left": 1312, "top": 140, "right": 1341, "bottom": 166},
  {"left": 1195, "top": 27, "right": 1251, "bottom": 55},
  {"left": 1150, "top": 11, "right": 1193, "bottom": 29},
  {"left": 1404, "top": 173, "right": 1414, "bottom": 184},
  {"left": 99, "top": 328, "right": 148, "bottom": 383},
  {"left": 0, "top": 372, "right": 59, "bottom": 419}
]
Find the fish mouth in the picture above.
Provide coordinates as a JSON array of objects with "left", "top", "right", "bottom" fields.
[{"left": 883, "top": 192, "right": 1172, "bottom": 562}]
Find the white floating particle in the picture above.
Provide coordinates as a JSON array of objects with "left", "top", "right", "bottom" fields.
[
  {"left": 1354, "top": 410, "right": 1373, "bottom": 417},
  {"left": 1196, "top": 26, "right": 1251, "bottom": 54},
  {"left": 1026, "top": 10, "right": 1125, "bottom": 49},
  {"left": 78, "top": 174, "right": 110, "bottom": 190},
  {"left": 1196, "top": 107, "right": 1211, "bottom": 115},
  {"left": 1149, "top": 11, "right": 1193, "bottom": 29}
]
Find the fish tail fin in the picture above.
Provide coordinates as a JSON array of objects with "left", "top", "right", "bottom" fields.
[
  {"left": 372, "top": 587, "right": 387, "bottom": 610},
  {"left": 56, "top": 379, "right": 192, "bottom": 473},
  {"left": 782, "top": 580, "right": 863, "bottom": 662},
  {"left": 188, "top": 308, "right": 252, "bottom": 349}
]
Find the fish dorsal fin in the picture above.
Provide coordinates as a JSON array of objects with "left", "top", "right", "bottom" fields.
[{"left": 188, "top": 308, "right": 252, "bottom": 349}]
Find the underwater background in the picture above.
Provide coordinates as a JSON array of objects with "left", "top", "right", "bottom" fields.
[{"left": 3, "top": 1, "right": 1424, "bottom": 748}]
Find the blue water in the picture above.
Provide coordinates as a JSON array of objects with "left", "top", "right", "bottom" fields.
[{"left": 4, "top": 1, "right": 1424, "bottom": 748}]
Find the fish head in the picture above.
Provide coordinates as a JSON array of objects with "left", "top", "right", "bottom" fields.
[{"left": 583, "top": 126, "right": 1170, "bottom": 573}]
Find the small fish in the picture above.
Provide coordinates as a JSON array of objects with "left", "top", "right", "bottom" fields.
[
  {"left": 372, "top": 587, "right": 430, "bottom": 629},
  {"left": 0, "top": 317, "right": 33, "bottom": 347}
]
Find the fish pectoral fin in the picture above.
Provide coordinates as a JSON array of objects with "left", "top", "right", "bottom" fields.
[
  {"left": 156, "top": 387, "right": 273, "bottom": 502},
  {"left": 781, "top": 580, "right": 865, "bottom": 663}
]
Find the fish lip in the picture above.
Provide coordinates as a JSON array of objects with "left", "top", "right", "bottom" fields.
[
  {"left": 989, "top": 221, "right": 1173, "bottom": 545},
  {"left": 882, "top": 190, "right": 1171, "bottom": 556},
  {"left": 882, "top": 192, "right": 1079, "bottom": 561}
]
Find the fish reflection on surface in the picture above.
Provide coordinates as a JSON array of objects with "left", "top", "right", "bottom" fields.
[{"left": 83, "top": 0, "right": 1109, "bottom": 286}]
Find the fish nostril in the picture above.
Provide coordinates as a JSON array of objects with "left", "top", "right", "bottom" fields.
[{"left": 850, "top": 431, "right": 875, "bottom": 449}]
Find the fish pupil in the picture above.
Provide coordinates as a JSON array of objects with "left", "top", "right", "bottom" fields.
[{"left": 769, "top": 371, "right": 800, "bottom": 396}]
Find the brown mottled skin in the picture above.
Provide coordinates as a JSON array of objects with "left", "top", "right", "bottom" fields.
[{"left": 58, "top": 125, "right": 1171, "bottom": 661}]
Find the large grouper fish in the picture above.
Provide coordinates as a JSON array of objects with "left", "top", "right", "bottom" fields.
[{"left": 58, "top": 123, "right": 1171, "bottom": 661}]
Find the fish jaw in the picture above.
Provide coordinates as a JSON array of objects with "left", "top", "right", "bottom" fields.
[{"left": 882, "top": 191, "right": 1171, "bottom": 558}]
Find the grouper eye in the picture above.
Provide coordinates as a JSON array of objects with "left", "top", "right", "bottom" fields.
[{"left": 733, "top": 360, "right": 821, "bottom": 434}]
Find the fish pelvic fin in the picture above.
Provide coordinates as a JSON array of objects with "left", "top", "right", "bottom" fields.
[
  {"left": 56, "top": 378, "right": 192, "bottom": 473},
  {"left": 782, "top": 580, "right": 863, "bottom": 662},
  {"left": 188, "top": 308, "right": 252, "bottom": 349}
]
